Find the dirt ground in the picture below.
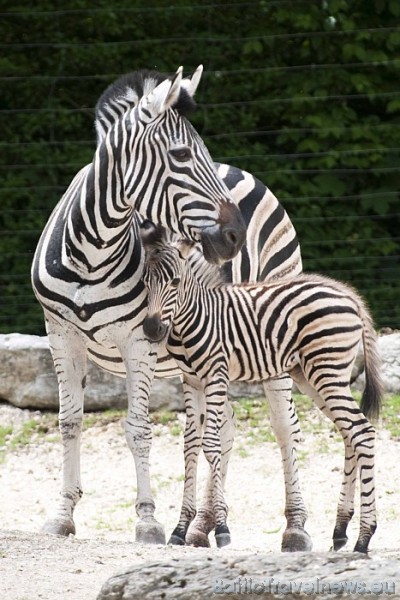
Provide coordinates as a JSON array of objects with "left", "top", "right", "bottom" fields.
[{"left": 0, "top": 403, "right": 399, "bottom": 600}]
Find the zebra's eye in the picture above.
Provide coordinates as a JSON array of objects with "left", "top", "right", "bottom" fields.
[
  {"left": 171, "top": 277, "right": 181, "bottom": 287},
  {"left": 170, "top": 147, "right": 191, "bottom": 162}
]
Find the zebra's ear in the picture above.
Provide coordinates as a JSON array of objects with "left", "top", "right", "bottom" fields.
[
  {"left": 138, "top": 66, "right": 183, "bottom": 120},
  {"left": 181, "top": 65, "right": 203, "bottom": 98}
]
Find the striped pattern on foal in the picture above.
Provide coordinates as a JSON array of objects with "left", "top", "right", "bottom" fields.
[{"left": 141, "top": 230, "right": 383, "bottom": 553}]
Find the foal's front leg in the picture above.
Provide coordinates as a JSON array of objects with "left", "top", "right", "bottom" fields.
[
  {"left": 122, "top": 335, "right": 165, "bottom": 544},
  {"left": 202, "top": 379, "right": 230, "bottom": 548},
  {"left": 168, "top": 377, "right": 205, "bottom": 545},
  {"left": 42, "top": 323, "right": 87, "bottom": 536},
  {"left": 185, "top": 397, "right": 235, "bottom": 547}
]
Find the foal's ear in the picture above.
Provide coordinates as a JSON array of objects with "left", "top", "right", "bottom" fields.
[
  {"left": 175, "top": 239, "right": 195, "bottom": 259},
  {"left": 139, "top": 220, "right": 166, "bottom": 248}
]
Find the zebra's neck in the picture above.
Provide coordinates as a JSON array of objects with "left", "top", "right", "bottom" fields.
[
  {"left": 175, "top": 271, "right": 225, "bottom": 329},
  {"left": 63, "top": 135, "right": 136, "bottom": 275}
]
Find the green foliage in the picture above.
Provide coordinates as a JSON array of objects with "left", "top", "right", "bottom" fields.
[{"left": 1, "top": 0, "right": 399, "bottom": 333}]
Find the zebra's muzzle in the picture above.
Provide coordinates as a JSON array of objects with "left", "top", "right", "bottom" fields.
[
  {"left": 200, "top": 203, "right": 246, "bottom": 264},
  {"left": 143, "top": 314, "right": 169, "bottom": 343}
]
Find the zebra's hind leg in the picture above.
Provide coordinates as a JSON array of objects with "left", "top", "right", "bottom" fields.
[
  {"left": 168, "top": 378, "right": 205, "bottom": 545},
  {"left": 322, "top": 390, "right": 376, "bottom": 553},
  {"left": 291, "top": 367, "right": 377, "bottom": 553},
  {"left": 42, "top": 324, "right": 87, "bottom": 537},
  {"left": 263, "top": 375, "right": 312, "bottom": 552},
  {"left": 122, "top": 338, "right": 165, "bottom": 545},
  {"left": 185, "top": 396, "right": 235, "bottom": 547},
  {"left": 332, "top": 440, "right": 357, "bottom": 551}
]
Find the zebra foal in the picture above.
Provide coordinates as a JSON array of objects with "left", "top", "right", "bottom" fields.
[{"left": 141, "top": 226, "right": 383, "bottom": 554}]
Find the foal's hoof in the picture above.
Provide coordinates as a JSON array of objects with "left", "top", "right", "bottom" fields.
[
  {"left": 41, "top": 517, "right": 76, "bottom": 537},
  {"left": 353, "top": 539, "right": 369, "bottom": 554},
  {"left": 332, "top": 535, "right": 348, "bottom": 551},
  {"left": 168, "top": 533, "right": 186, "bottom": 546},
  {"left": 185, "top": 527, "right": 211, "bottom": 548},
  {"left": 282, "top": 527, "right": 312, "bottom": 552},
  {"left": 136, "top": 519, "right": 166, "bottom": 545}
]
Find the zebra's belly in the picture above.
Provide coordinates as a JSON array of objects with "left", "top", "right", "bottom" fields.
[{"left": 86, "top": 340, "right": 181, "bottom": 379}]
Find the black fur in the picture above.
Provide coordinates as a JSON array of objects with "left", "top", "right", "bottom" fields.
[{"left": 95, "top": 69, "right": 197, "bottom": 120}]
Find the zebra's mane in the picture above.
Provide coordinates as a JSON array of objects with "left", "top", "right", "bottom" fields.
[{"left": 95, "top": 69, "right": 197, "bottom": 143}]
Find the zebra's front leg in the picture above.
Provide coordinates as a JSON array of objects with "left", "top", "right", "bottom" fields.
[
  {"left": 123, "top": 338, "right": 165, "bottom": 544},
  {"left": 185, "top": 396, "right": 235, "bottom": 547},
  {"left": 42, "top": 324, "right": 87, "bottom": 537},
  {"left": 168, "top": 377, "right": 205, "bottom": 545},
  {"left": 263, "top": 375, "right": 312, "bottom": 552}
]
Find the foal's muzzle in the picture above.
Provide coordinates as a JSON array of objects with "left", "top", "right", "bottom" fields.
[{"left": 143, "top": 315, "right": 169, "bottom": 343}]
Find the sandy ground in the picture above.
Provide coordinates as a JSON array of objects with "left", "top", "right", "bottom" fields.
[{"left": 0, "top": 403, "right": 399, "bottom": 599}]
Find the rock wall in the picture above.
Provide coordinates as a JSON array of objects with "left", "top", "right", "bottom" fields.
[{"left": 0, "top": 332, "right": 399, "bottom": 413}]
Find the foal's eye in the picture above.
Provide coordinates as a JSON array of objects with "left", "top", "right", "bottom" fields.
[
  {"left": 171, "top": 277, "right": 180, "bottom": 287},
  {"left": 170, "top": 147, "right": 191, "bottom": 162}
]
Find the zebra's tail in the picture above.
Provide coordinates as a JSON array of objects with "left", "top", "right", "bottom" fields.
[{"left": 359, "top": 301, "right": 383, "bottom": 422}]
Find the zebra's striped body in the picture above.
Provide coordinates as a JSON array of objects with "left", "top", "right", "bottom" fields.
[
  {"left": 31, "top": 66, "right": 246, "bottom": 543},
  {"left": 142, "top": 230, "right": 383, "bottom": 553}
]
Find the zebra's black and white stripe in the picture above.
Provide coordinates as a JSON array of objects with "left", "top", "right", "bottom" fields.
[
  {"left": 31, "top": 66, "right": 246, "bottom": 544},
  {"left": 141, "top": 227, "right": 383, "bottom": 554}
]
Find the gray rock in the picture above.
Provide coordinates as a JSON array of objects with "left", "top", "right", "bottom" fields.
[
  {"left": 352, "top": 332, "right": 400, "bottom": 395},
  {"left": 0, "top": 333, "right": 183, "bottom": 412},
  {"left": 97, "top": 552, "right": 400, "bottom": 600}
]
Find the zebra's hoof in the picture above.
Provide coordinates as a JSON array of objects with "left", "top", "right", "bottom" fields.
[
  {"left": 185, "top": 527, "right": 211, "bottom": 548},
  {"left": 282, "top": 527, "right": 312, "bottom": 552},
  {"left": 41, "top": 517, "right": 76, "bottom": 537},
  {"left": 136, "top": 519, "right": 166, "bottom": 545},
  {"left": 332, "top": 536, "right": 348, "bottom": 551},
  {"left": 168, "top": 533, "right": 186, "bottom": 546}
]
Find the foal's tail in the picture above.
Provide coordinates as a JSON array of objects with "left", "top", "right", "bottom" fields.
[{"left": 359, "top": 301, "right": 383, "bottom": 421}]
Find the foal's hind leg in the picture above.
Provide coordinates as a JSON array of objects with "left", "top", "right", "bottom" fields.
[{"left": 291, "top": 366, "right": 376, "bottom": 553}]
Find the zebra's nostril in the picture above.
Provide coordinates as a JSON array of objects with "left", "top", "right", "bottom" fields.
[{"left": 223, "top": 228, "right": 239, "bottom": 247}]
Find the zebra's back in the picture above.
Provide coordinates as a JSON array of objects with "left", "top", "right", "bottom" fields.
[{"left": 222, "top": 273, "right": 364, "bottom": 383}]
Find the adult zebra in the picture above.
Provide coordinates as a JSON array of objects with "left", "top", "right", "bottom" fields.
[
  {"left": 141, "top": 227, "right": 382, "bottom": 554},
  {"left": 33, "top": 65, "right": 306, "bottom": 550},
  {"left": 31, "top": 66, "right": 247, "bottom": 544}
]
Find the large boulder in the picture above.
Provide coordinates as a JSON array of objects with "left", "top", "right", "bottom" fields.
[
  {"left": 0, "top": 333, "right": 183, "bottom": 412},
  {"left": 97, "top": 551, "right": 400, "bottom": 600}
]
